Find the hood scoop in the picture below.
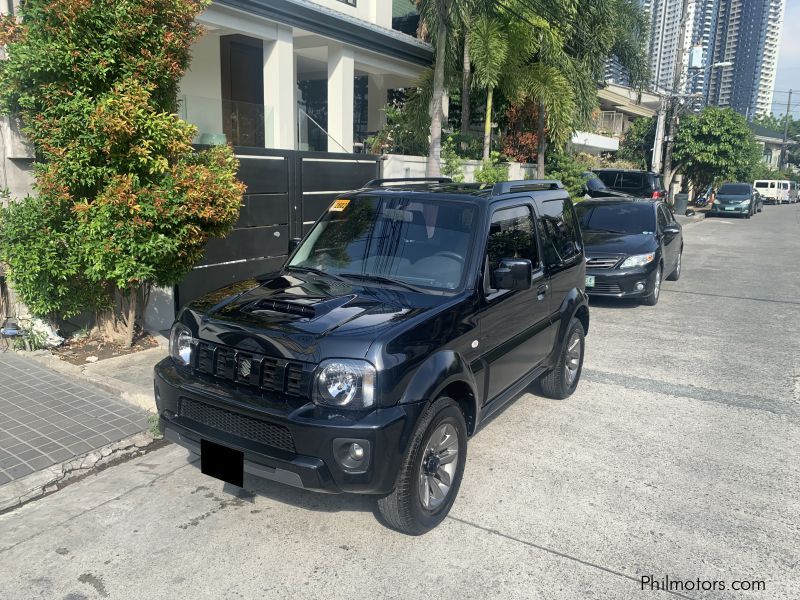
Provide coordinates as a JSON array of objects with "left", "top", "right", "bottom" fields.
[{"left": 241, "top": 294, "right": 358, "bottom": 320}]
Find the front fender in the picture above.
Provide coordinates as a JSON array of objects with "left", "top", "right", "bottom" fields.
[{"left": 399, "top": 350, "right": 479, "bottom": 407}]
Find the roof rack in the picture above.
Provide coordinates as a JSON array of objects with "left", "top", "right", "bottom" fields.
[
  {"left": 363, "top": 177, "right": 453, "bottom": 187},
  {"left": 491, "top": 180, "right": 564, "bottom": 195}
]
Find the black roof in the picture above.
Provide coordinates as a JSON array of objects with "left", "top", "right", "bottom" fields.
[
  {"left": 592, "top": 168, "right": 659, "bottom": 175},
  {"left": 578, "top": 197, "right": 659, "bottom": 205}
]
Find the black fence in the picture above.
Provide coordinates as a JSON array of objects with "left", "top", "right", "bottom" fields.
[{"left": 175, "top": 147, "right": 381, "bottom": 309}]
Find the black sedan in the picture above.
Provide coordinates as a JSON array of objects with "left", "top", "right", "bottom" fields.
[
  {"left": 575, "top": 199, "right": 683, "bottom": 306},
  {"left": 708, "top": 183, "right": 762, "bottom": 218},
  {"left": 580, "top": 172, "right": 632, "bottom": 199}
]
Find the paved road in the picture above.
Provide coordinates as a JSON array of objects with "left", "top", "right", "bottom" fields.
[{"left": 1, "top": 206, "right": 798, "bottom": 600}]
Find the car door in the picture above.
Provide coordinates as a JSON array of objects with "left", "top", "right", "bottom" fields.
[
  {"left": 657, "top": 204, "right": 679, "bottom": 271},
  {"left": 478, "top": 201, "right": 553, "bottom": 402}
]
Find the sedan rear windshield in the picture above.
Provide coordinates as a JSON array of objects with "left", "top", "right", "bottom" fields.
[
  {"left": 575, "top": 202, "right": 655, "bottom": 235},
  {"left": 288, "top": 196, "right": 477, "bottom": 293},
  {"left": 718, "top": 184, "right": 750, "bottom": 195}
]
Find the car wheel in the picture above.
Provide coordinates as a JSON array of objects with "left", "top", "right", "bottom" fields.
[
  {"left": 642, "top": 265, "right": 662, "bottom": 306},
  {"left": 744, "top": 211, "right": 751, "bottom": 219},
  {"left": 667, "top": 249, "right": 682, "bottom": 281},
  {"left": 377, "top": 397, "right": 467, "bottom": 535},
  {"left": 538, "top": 318, "right": 585, "bottom": 400}
]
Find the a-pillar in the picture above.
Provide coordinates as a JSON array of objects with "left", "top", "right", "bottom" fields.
[
  {"left": 263, "top": 25, "right": 295, "bottom": 150},
  {"left": 327, "top": 45, "right": 355, "bottom": 153}
]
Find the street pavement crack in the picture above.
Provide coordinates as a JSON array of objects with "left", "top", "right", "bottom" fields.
[
  {"left": 662, "top": 289, "right": 800, "bottom": 306},
  {"left": 447, "top": 515, "right": 696, "bottom": 600},
  {"left": 0, "top": 459, "right": 197, "bottom": 555},
  {"left": 583, "top": 369, "right": 799, "bottom": 417}
]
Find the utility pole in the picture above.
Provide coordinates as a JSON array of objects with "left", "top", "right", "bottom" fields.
[
  {"left": 779, "top": 89, "right": 792, "bottom": 170},
  {"left": 651, "top": 98, "right": 667, "bottom": 173},
  {"left": 661, "top": 0, "right": 692, "bottom": 203}
]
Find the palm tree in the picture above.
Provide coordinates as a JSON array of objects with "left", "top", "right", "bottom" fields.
[
  {"left": 468, "top": 15, "right": 508, "bottom": 160},
  {"left": 417, "top": 0, "right": 454, "bottom": 177}
]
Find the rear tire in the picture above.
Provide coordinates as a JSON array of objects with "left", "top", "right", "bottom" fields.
[
  {"left": 377, "top": 398, "right": 467, "bottom": 535},
  {"left": 642, "top": 265, "right": 662, "bottom": 306},
  {"left": 538, "top": 318, "right": 585, "bottom": 400}
]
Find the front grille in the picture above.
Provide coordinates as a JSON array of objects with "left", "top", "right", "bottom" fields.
[
  {"left": 586, "top": 256, "right": 621, "bottom": 269},
  {"left": 589, "top": 281, "right": 622, "bottom": 294},
  {"left": 179, "top": 398, "right": 296, "bottom": 453},
  {"left": 192, "top": 341, "right": 309, "bottom": 397}
]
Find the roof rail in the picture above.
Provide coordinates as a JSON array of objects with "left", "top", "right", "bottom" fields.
[
  {"left": 363, "top": 177, "right": 453, "bottom": 187},
  {"left": 492, "top": 180, "right": 564, "bottom": 195}
]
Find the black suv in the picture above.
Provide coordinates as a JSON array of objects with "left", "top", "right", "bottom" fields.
[
  {"left": 154, "top": 178, "right": 589, "bottom": 534},
  {"left": 592, "top": 169, "right": 665, "bottom": 199}
]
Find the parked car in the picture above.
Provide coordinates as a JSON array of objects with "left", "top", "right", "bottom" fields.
[
  {"left": 592, "top": 168, "right": 665, "bottom": 199},
  {"left": 709, "top": 183, "right": 761, "bottom": 218},
  {"left": 575, "top": 198, "right": 682, "bottom": 306},
  {"left": 580, "top": 171, "right": 632, "bottom": 199},
  {"left": 154, "top": 178, "right": 590, "bottom": 535}
]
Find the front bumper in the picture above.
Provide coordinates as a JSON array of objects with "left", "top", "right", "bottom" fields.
[
  {"left": 154, "top": 359, "right": 424, "bottom": 495},
  {"left": 585, "top": 266, "right": 655, "bottom": 298},
  {"left": 708, "top": 203, "right": 750, "bottom": 215}
]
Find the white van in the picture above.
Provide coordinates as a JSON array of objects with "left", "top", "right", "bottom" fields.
[{"left": 753, "top": 180, "right": 794, "bottom": 204}]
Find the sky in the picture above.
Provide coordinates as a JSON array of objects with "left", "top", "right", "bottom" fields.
[{"left": 773, "top": 0, "right": 800, "bottom": 117}]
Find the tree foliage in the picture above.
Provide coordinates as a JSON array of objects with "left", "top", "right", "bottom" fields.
[
  {"left": 0, "top": 0, "right": 244, "bottom": 345},
  {"left": 618, "top": 117, "right": 657, "bottom": 169},
  {"left": 672, "top": 107, "right": 762, "bottom": 190}
]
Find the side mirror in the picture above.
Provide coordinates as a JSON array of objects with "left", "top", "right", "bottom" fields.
[
  {"left": 492, "top": 258, "right": 532, "bottom": 291},
  {"left": 288, "top": 237, "right": 302, "bottom": 252}
]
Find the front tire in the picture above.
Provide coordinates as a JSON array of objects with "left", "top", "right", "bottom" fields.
[
  {"left": 667, "top": 249, "right": 682, "bottom": 281},
  {"left": 377, "top": 398, "right": 467, "bottom": 535},
  {"left": 642, "top": 265, "right": 662, "bottom": 306},
  {"left": 538, "top": 318, "right": 585, "bottom": 400}
]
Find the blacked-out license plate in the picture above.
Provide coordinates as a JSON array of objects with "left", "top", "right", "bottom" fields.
[{"left": 200, "top": 439, "right": 244, "bottom": 487}]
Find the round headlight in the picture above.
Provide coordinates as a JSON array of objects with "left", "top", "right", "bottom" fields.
[
  {"left": 315, "top": 359, "right": 376, "bottom": 409},
  {"left": 169, "top": 324, "right": 193, "bottom": 366}
]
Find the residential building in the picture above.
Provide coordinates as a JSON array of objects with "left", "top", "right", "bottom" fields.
[
  {"left": 750, "top": 123, "right": 796, "bottom": 168},
  {"left": 571, "top": 84, "right": 661, "bottom": 155}
]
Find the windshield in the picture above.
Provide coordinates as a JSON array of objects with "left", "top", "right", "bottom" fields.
[
  {"left": 718, "top": 184, "right": 750, "bottom": 195},
  {"left": 288, "top": 196, "right": 477, "bottom": 292},
  {"left": 575, "top": 202, "right": 655, "bottom": 235}
]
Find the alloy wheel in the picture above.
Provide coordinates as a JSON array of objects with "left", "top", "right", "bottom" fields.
[
  {"left": 564, "top": 330, "right": 582, "bottom": 387},
  {"left": 653, "top": 267, "right": 661, "bottom": 299},
  {"left": 418, "top": 423, "right": 459, "bottom": 510}
]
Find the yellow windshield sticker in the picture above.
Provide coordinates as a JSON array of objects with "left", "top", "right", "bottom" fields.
[{"left": 330, "top": 199, "right": 350, "bottom": 212}]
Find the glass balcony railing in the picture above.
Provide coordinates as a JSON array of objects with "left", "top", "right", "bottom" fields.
[{"left": 179, "top": 94, "right": 274, "bottom": 148}]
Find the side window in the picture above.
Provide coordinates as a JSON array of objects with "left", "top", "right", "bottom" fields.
[
  {"left": 657, "top": 205, "right": 669, "bottom": 230},
  {"left": 487, "top": 206, "right": 539, "bottom": 279},
  {"left": 596, "top": 171, "right": 617, "bottom": 187},
  {"left": 621, "top": 172, "right": 644, "bottom": 189},
  {"left": 538, "top": 198, "right": 582, "bottom": 268}
]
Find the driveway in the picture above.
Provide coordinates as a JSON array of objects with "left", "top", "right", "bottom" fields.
[{"left": 1, "top": 206, "right": 798, "bottom": 599}]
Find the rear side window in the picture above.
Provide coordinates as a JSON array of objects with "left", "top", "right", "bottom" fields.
[
  {"left": 595, "top": 171, "right": 618, "bottom": 187},
  {"left": 538, "top": 198, "right": 582, "bottom": 267},
  {"left": 620, "top": 172, "right": 644, "bottom": 188},
  {"left": 755, "top": 181, "right": 768, "bottom": 188}
]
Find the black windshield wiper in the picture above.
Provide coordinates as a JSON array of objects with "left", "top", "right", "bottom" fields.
[
  {"left": 589, "top": 227, "right": 629, "bottom": 235},
  {"left": 285, "top": 266, "right": 346, "bottom": 283},
  {"left": 339, "top": 272, "right": 426, "bottom": 293}
]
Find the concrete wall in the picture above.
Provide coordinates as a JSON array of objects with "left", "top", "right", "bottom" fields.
[
  {"left": 179, "top": 35, "right": 224, "bottom": 141},
  {"left": 381, "top": 154, "right": 536, "bottom": 184},
  {"left": 307, "top": 0, "right": 392, "bottom": 29}
]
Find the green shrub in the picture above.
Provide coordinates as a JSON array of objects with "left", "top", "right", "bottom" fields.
[
  {"left": 545, "top": 151, "right": 592, "bottom": 199},
  {"left": 475, "top": 152, "right": 509, "bottom": 184},
  {"left": 0, "top": 0, "right": 244, "bottom": 346}
]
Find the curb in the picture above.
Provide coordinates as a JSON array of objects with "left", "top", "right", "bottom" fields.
[
  {"left": 0, "top": 432, "right": 166, "bottom": 514},
  {"left": 18, "top": 349, "right": 160, "bottom": 413}
]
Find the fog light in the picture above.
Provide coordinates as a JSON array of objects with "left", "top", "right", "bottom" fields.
[
  {"left": 348, "top": 443, "right": 365, "bottom": 461},
  {"left": 332, "top": 438, "right": 371, "bottom": 473},
  {"left": 635, "top": 282, "right": 645, "bottom": 291}
]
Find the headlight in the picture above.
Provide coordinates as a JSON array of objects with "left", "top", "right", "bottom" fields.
[
  {"left": 620, "top": 253, "right": 655, "bottom": 269},
  {"left": 739, "top": 199, "right": 751, "bottom": 205},
  {"left": 314, "top": 359, "right": 376, "bottom": 410},
  {"left": 169, "top": 323, "right": 193, "bottom": 366}
]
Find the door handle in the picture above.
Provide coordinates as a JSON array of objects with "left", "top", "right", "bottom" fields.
[{"left": 537, "top": 284, "right": 549, "bottom": 301}]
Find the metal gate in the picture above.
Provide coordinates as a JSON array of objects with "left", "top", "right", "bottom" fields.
[{"left": 175, "top": 148, "right": 381, "bottom": 308}]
